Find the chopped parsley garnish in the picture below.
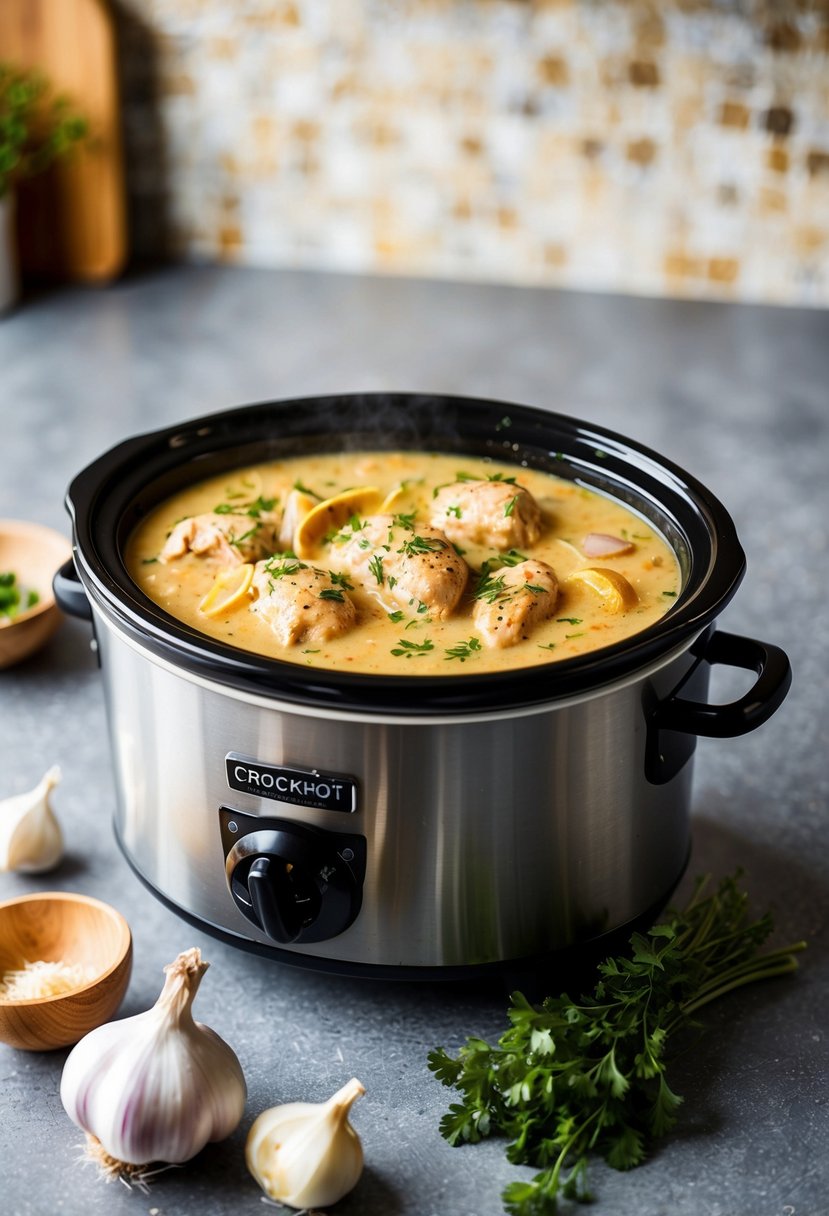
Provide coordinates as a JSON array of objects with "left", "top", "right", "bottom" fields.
[
  {"left": 538, "top": 642, "right": 557, "bottom": 651},
  {"left": 329, "top": 571, "right": 354, "bottom": 590},
  {"left": 398, "top": 535, "right": 447, "bottom": 557},
  {"left": 293, "top": 479, "right": 322, "bottom": 499},
  {"left": 302, "top": 649, "right": 320, "bottom": 654},
  {"left": 446, "top": 505, "right": 462, "bottom": 519},
  {"left": 0, "top": 573, "right": 39, "bottom": 619},
  {"left": 318, "top": 588, "right": 345, "bottom": 602},
  {"left": 141, "top": 557, "right": 158, "bottom": 565},
  {"left": 387, "top": 574, "right": 398, "bottom": 590},
  {"left": 391, "top": 638, "right": 435, "bottom": 658},
  {"left": 368, "top": 554, "right": 385, "bottom": 585},
  {"left": 392, "top": 511, "right": 417, "bottom": 531},
  {"left": 487, "top": 472, "right": 517, "bottom": 485},
  {"left": 387, "top": 610, "right": 405, "bottom": 623},
  {"left": 474, "top": 573, "right": 508, "bottom": 604},
  {"left": 566, "top": 631, "right": 586, "bottom": 639},
  {"left": 557, "top": 616, "right": 583, "bottom": 625},
  {"left": 478, "top": 549, "right": 527, "bottom": 579},
  {"left": 229, "top": 524, "right": 261, "bottom": 546},
  {"left": 214, "top": 495, "right": 276, "bottom": 518},
  {"left": 245, "top": 495, "right": 277, "bottom": 517},
  {"left": 662, "top": 590, "right": 678, "bottom": 597},
  {"left": 264, "top": 555, "right": 308, "bottom": 578},
  {"left": 524, "top": 583, "right": 548, "bottom": 594},
  {"left": 444, "top": 637, "right": 482, "bottom": 662},
  {"left": 504, "top": 494, "right": 519, "bottom": 518}
]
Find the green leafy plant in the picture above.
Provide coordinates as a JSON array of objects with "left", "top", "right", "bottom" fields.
[
  {"left": 0, "top": 64, "right": 88, "bottom": 199},
  {"left": 428, "top": 874, "right": 806, "bottom": 1215}
]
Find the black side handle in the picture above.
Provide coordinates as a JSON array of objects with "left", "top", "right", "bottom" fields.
[
  {"left": 53, "top": 557, "right": 93, "bottom": 621},
  {"left": 646, "top": 630, "right": 792, "bottom": 785},
  {"left": 653, "top": 630, "right": 792, "bottom": 739}
]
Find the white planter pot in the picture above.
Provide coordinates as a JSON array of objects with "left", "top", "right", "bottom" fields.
[{"left": 0, "top": 192, "right": 19, "bottom": 314}]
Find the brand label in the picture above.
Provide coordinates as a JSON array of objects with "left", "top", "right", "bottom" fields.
[{"left": 225, "top": 753, "right": 357, "bottom": 813}]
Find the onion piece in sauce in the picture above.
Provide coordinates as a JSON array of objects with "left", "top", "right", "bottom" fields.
[{"left": 582, "top": 533, "right": 635, "bottom": 558}]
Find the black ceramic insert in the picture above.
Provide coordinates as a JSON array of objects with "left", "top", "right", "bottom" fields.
[{"left": 64, "top": 393, "right": 747, "bottom": 715}]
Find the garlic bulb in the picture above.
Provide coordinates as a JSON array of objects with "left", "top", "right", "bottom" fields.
[
  {"left": 246, "top": 1078, "right": 365, "bottom": 1209},
  {"left": 61, "top": 947, "right": 246, "bottom": 1174},
  {"left": 0, "top": 765, "right": 63, "bottom": 873}
]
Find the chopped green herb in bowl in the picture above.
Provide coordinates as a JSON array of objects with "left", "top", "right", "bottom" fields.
[{"left": 0, "top": 572, "right": 40, "bottom": 622}]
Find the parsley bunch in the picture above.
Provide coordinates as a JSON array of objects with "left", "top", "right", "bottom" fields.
[{"left": 428, "top": 874, "right": 805, "bottom": 1215}]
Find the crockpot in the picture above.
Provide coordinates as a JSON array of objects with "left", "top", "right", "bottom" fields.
[{"left": 55, "top": 394, "right": 791, "bottom": 978}]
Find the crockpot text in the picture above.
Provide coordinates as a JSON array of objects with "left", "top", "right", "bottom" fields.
[{"left": 225, "top": 754, "right": 358, "bottom": 813}]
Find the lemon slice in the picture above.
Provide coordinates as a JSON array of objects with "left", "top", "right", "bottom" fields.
[
  {"left": 294, "top": 487, "right": 382, "bottom": 558},
  {"left": 564, "top": 567, "right": 638, "bottom": 613},
  {"left": 199, "top": 563, "right": 254, "bottom": 617},
  {"left": 380, "top": 483, "right": 411, "bottom": 512}
]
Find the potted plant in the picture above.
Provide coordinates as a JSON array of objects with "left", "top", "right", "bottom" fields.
[{"left": 0, "top": 64, "right": 87, "bottom": 312}]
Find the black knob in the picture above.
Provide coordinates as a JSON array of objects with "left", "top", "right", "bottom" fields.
[
  {"left": 226, "top": 821, "right": 364, "bottom": 945},
  {"left": 247, "top": 855, "right": 322, "bottom": 943}
]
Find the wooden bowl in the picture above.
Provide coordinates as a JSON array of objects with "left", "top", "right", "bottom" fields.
[
  {"left": 0, "top": 892, "right": 132, "bottom": 1051},
  {"left": 0, "top": 520, "right": 72, "bottom": 669}
]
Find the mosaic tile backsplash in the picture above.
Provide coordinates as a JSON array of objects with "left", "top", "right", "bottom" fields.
[{"left": 120, "top": 0, "right": 829, "bottom": 305}]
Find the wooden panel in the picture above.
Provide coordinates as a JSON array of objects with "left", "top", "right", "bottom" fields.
[{"left": 0, "top": 0, "right": 127, "bottom": 281}]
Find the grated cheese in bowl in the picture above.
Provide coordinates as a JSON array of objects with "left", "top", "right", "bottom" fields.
[{"left": 0, "top": 958, "right": 97, "bottom": 1000}]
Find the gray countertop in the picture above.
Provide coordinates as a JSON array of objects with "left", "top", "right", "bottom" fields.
[{"left": 1, "top": 266, "right": 827, "bottom": 1216}]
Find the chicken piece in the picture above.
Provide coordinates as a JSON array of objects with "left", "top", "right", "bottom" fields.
[
  {"left": 473, "top": 559, "right": 559, "bottom": 649},
  {"left": 336, "top": 515, "right": 468, "bottom": 619},
  {"left": 431, "top": 479, "right": 543, "bottom": 551},
  {"left": 160, "top": 511, "right": 279, "bottom": 566},
  {"left": 250, "top": 557, "right": 356, "bottom": 647}
]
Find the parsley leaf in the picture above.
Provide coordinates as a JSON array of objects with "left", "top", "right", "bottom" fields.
[
  {"left": 392, "top": 511, "right": 417, "bottom": 531},
  {"left": 398, "top": 535, "right": 447, "bottom": 557},
  {"left": 391, "top": 638, "right": 435, "bottom": 658},
  {"left": 474, "top": 572, "right": 509, "bottom": 604},
  {"left": 293, "top": 479, "right": 322, "bottom": 499},
  {"left": 329, "top": 571, "right": 354, "bottom": 590},
  {"left": 444, "top": 637, "right": 482, "bottom": 662},
  {"left": 479, "top": 549, "right": 528, "bottom": 580},
  {"left": 428, "top": 874, "right": 805, "bottom": 1215},
  {"left": 263, "top": 555, "right": 307, "bottom": 578}
]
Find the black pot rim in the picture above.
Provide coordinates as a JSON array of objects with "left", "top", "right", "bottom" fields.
[{"left": 65, "top": 392, "right": 746, "bottom": 716}]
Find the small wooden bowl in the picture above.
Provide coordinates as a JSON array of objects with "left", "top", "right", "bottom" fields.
[
  {"left": 0, "top": 892, "right": 132, "bottom": 1051},
  {"left": 0, "top": 520, "right": 72, "bottom": 669}
]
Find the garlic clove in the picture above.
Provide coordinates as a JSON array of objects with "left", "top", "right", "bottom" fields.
[
  {"left": 0, "top": 765, "right": 63, "bottom": 873},
  {"left": 246, "top": 1077, "right": 365, "bottom": 1209},
  {"left": 61, "top": 947, "right": 246, "bottom": 1174}
]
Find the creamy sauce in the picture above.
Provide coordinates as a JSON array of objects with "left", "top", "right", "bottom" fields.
[{"left": 126, "top": 451, "right": 681, "bottom": 675}]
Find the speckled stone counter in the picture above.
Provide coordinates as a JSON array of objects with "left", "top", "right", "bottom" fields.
[{"left": 1, "top": 267, "right": 827, "bottom": 1216}]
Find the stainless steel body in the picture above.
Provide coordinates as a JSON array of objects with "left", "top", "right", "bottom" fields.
[{"left": 97, "top": 604, "right": 701, "bottom": 969}]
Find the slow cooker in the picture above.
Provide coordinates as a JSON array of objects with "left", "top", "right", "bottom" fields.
[{"left": 55, "top": 394, "right": 791, "bottom": 978}]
